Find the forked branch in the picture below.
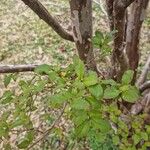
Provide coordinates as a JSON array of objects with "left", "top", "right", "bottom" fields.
[
  {"left": 123, "top": 0, "right": 136, "bottom": 8},
  {"left": 21, "top": 0, "right": 74, "bottom": 42}
]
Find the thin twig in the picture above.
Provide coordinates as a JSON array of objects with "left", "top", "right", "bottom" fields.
[{"left": 27, "top": 103, "right": 67, "bottom": 150}]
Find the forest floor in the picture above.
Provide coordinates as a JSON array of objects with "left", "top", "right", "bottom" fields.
[{"left": 0, "top": 0, "right": 150, "bottom": 149}]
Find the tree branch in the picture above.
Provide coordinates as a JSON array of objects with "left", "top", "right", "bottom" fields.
[
  {"left": 137, "top": 55, "right": 150, "bottom": 86},
  {"left": 139, "top": 81, "right": 150, "bottom": 93},
  {"left": 0, "top": 64, "right": 39, "bottom": 73},
  {"left": 115, "top": 0, "right": 136, "bottom": 9},
  {"left": 21, "top": 0, "right": 74, "bottom": 42}
]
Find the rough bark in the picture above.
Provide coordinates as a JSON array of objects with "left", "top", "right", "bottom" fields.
[
  {"left": 106, "top": 0, "right": 149, "bottom": 82},
  {"left": 106, "top": 0, "right": 114, "bottom": 31},
  {"left": 126, "top": 0, "right": 149, "bottom": 82},
  {"left": 21, "top": 0, "right": 74, "bottom": 42},
  {"left": 110, "top": 0, "right": 129, "bottom": 80},
  {"left": 69, "top": 0, "right": 97, "bottom": 71}
]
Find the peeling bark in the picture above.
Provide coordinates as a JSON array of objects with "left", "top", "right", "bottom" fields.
[
  {"left": 69, "top": 0, "right": 97, "bottom": 71},
  {"left": 126, "top": 0, "right": 149, "bottom": 83},
  {"left": 106, "top": 0, "right": 149, "bottom": 82}
]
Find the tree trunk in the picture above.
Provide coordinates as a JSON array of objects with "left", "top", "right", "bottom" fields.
[
  {"left": 106, "top": 0, "right": 114, "bottom": 31},
  {"left": 110, "top": 1, "right": 128, "bottom": 80},
  {"left": 126, "top": 0, "right": 149, "bottom": 83},
  {"left": 69, "top": 0, "right": 97, "bottom": 71}
]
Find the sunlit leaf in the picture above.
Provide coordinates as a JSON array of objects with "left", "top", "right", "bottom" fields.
[{"left": 83, "top": 71, "right": 98, "bottom": 86}]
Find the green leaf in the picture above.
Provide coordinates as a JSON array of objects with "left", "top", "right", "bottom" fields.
[
  {"left": 113, "top": 136, "right": 120, "bottom": 145},
  {"left": 73, "top": 79, "right": 85, "bottom": 90},
  {"left": 48, "top": 71, "right": 65, "bottom": 85},
  {"left": 101, "top": 79, "right": 117, "bottom": 86},
  {"left": 11, "top": 112, "right": 30, "bottom": 128},
  {"left": 0, "top": 121, "right": 9, "bottom": 137},
  {"left": 75, "top": 121, "right": 90, "bottom": 138},
  {"left": 75, "top": 60, "right": 85, "bottom": 79},
  {"left": 49, "top": 91, "right": 71, "bottom": 107},
  {"left": 72, "top": 98, "right": 90, "bottom": 110},
  {"left": 17, "top": 131, "right": 34, "bottom": 149},
  {"left": 83, "top": 71, "right": 98, "bottom": 86},
  {"left": 93, "top": 132, "right": 107, "bottom": 143},
  {"left": 122, "top": 70, "right": 134, "bottom": 84},
  {"left": 35, "top": 64, "right": 51, "bottom": 74},
  {"left": 4, "top": 74, "right": 13, "bottom": 87},
  {"left": 95, "top": 31, "right": 104, "bottom": 39},
  {"left": 1, "top": 91, "right": 13, "bottom": 104},
  {"left": 92, "top": 31, "right": 103, "bottom": 48},
  {"left": 141, "top": 132, "right": 148, "bottom": 141},
  {"left": 119, "top": 85, "right": 129, "bottom": 92},
  {"left": 88, "top": 84, "right": 103, "bottom": 99},
  {"left": 104, "top": 86, "right": 120, "bottom": 99},
  {"left": 73, "top": 113, "right": 89, "bottom": 126},
  {"left": 92, "top": 118, "right": 111, "bottom": 133},
  {"left": 33, "top": 80, "right": 47, "bottom": 93},
  {"left": 132, "top": 134, "right": 141, "bottom": 145},
  {"left": 86, "top": 97, "right": 101, "bottom": 109},
  {"left": 122, "top": 86, "right": 139, "bottom": 103},
  {"left": 48, "top": 71, "right": 59, "bottom": 81}
]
